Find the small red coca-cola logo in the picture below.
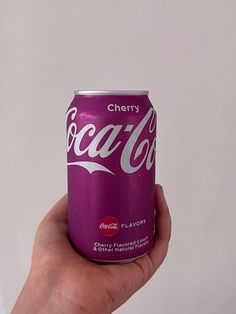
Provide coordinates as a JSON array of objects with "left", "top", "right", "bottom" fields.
[{"left": 99, "top": 216, "right": 119, "bottom": 236}]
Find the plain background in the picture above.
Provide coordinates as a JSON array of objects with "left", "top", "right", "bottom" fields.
[{"left": 1, "top": 0, "right": 236, "bottom": 313}]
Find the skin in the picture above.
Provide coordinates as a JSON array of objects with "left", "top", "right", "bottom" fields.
[{"left": 12, "top": 185, "right": 171, "bottom": 314}]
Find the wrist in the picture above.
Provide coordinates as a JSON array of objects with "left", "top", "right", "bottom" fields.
[
  {"left": 12, "top": 270, "right": 87, "bottom": 314},
  {"left": 12, "top": 269, "right": 111, "bottom": 314}
]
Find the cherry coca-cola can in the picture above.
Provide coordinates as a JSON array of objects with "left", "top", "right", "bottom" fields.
[{"left": 66, "top": 90, "right": 156, "bottom": 262}]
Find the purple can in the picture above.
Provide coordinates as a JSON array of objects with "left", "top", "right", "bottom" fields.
[{"left": 66, "top": 90, "right": 156, "bottom": 262}]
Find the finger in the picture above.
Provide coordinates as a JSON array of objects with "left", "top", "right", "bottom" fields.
[
  {"left": 35, "top": 195, "right": 68, "bottom": 243},
  {"left": 43, "top": 194, "right": 68, "bottom": 224},
  {"left": 148, "top": 184, "right": 171, "bottom": 269},
  {"left": 33, "top": 194, "right": 86, "bottom": 264},
  {"left": 154, "top": 185, "right": 171, "bottom": 242}
]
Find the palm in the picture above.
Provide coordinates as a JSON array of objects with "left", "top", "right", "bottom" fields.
[{"left": 31, "top": 185, "right": 171, "bottom": 313}]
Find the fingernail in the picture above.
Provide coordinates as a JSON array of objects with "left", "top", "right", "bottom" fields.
[{"left": 158, "top": 184, "right": 164, "bottom": 194}]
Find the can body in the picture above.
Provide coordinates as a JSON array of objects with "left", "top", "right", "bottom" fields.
[{"left": 66, "top": 91, "right": 156, "bottom": 262}]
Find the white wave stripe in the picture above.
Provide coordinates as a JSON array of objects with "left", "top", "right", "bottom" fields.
[{"left": 67, "top": 161, "right": 114, "bottom": 175}]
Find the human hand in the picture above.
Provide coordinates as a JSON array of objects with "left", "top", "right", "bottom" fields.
[{"left": 12, "top": 184, "right": 171, "bottom": 314}]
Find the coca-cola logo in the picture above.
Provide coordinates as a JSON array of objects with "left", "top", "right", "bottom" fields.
[
  {"left": 66, "top": 107, "right": 156, "bottom": 175},
  {"left": 99, "top": 216, "right": 119, "bottom": 236}
]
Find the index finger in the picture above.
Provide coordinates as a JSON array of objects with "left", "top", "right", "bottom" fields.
[
  {"left": 148, "top": 184, "right": 171, "bottom": 268},
  {"left": 42, "top": 194, "right": 68, "bottom": 225}
]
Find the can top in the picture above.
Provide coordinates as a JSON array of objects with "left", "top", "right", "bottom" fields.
[{"left": 74, "top": 90, "right": 149, "bottom": 96}]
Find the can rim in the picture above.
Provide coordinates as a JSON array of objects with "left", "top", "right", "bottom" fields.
[{"left": 74, "top": 90, "right": 149, "bottom": 96}]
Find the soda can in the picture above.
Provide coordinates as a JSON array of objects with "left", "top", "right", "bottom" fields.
[{"left": 66, "top": 90, "right": 156, "bottom": 262}]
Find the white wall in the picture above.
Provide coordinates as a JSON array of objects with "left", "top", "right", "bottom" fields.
[{"left": 1, "top": 0, "right": 236, "bottom": 313}]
